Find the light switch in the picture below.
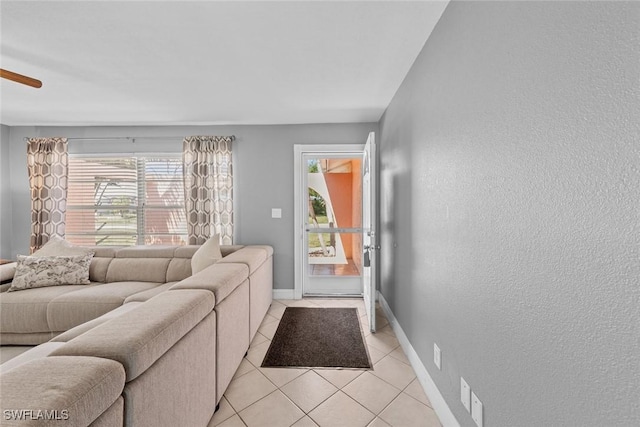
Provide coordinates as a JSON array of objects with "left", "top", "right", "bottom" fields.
[{"left": 271, "top": 208, "right": 282, "bottom": 219}]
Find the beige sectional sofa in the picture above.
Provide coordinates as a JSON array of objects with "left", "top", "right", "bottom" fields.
[{"left": 0, "top": 244, "right": 273, "bottom": 426}]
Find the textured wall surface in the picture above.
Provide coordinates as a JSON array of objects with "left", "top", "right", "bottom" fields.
[
  {"left": 379, "top": 1, "right": 639, "bottom": 426},
  {"left": 0, "top": 124, "right": 12, "bottom": 258},
  {"left": 6, "top": 123, "right": 377, "bottom": 288}
]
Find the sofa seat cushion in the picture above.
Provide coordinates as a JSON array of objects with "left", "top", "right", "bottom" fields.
[
  {"left": 123, "top": 282, "right": 178, "bottom": 304},
  {"left": 51, "top": 289, "right": 215, "bottom": 381},
  {"left": 0, "top": 346, "right": 32, "bottom": 364},
  {"left": 0, "top": 285, "right": 90, "bottom": 333},
  {"left": 169, "top": 263, "right": 249, "bottom": 304},
  {"left": 51, "top": 302, "right": 144, "bottom": 342},
  {"left": 0, "top": 341, "right": 66, "bottom": 374},
  {"left": 46, "top": 281, "right": 161, "bottom": 332},
  {"left": 0, "top": 332, "right": 62, "bottom": 346},
  {"left": 0, "top": 356, "right": 125, "bottom": 427}
]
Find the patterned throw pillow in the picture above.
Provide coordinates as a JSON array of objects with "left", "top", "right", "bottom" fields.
[{"left": 8, "top": 253, "right": 94, "bottom": 292}]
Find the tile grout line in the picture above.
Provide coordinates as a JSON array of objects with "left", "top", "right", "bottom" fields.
[{"left": 215, "top": 298, "right": 442, "bottom": 427}]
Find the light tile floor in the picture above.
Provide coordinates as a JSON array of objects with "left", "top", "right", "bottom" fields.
[{"left": 208, "top": 298, "right": 442, "bottom": 427}]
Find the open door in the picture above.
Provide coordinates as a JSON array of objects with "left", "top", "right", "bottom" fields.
[
  {"left": 362, "top": 132, "right": 377, "bottom": 333},
  {"left": 302, "top": 152, "right": 364, "bottom": 296}
]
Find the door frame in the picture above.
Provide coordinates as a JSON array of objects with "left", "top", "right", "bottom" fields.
[{"left": 293, "top": 144, "right": 364, "bottom": 299}]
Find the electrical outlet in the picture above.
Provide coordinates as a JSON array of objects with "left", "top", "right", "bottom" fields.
[
  {"left": 271, "top": 208, "right": 282, "bottom": 219},
  {"left": 433, "top": 343, "right": 441, "bottom": 370},
  {"left": 460, "top": 377, "right": 471, "bottom": 412},
  {"left": 471, "top": 391, "right": 483, "bottom": 427}
]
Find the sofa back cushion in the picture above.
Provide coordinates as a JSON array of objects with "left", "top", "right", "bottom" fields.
[
  {"left": 89, "top": 247, "right": 117, "bottom": 282},
  {"left": 89, "top": 258, "right": 113, "bottom": 283},
  {"left": 106, "top": 258, "right": 171, "bottom": 283},
  {"left": 167, "top": 258, "right": 192, "bottom": 282},
  {"left": 114, "top": 246, "right": 177, "bottom": 258},
  {"left": 87, "top": 244, "right": 246, "bottom": 283}
]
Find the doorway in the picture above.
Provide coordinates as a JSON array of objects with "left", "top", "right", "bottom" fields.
[
  {"left": 305, "top": 151, "right": 363, "bottom": 296},
  {"left": 294, "top": 141, "right": 375, "bottom": 290},
  {"left": 294, "top": 145, "right": 364, "bottom": 297},
  {"left": 294, "top": 134, "right": 377, "bottom": 331}
]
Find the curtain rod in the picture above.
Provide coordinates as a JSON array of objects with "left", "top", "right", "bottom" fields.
[{"left": 23, "top": 135, "right": 236, "bottom": 142}]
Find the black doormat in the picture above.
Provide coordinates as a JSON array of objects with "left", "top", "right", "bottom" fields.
[{"left": 261, "top": 307, "right": 372, "bottom": 369}]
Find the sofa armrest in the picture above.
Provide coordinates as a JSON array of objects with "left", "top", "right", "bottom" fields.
[
  {"left": 218, "top": 246, "right": 273, "bottom": 274},
  {"left": 50, "top": 290, "right": 214, "bottom": 382},
  {"left": 170, "top": 263, "right": 249, "bottom": 304},
  {"left": 0, "top": 356, "right": 125, "bottom": 427}
]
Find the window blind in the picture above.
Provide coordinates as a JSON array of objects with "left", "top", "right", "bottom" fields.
[{"left": 66, "top": 155, "right": 187, "bottom": 246}]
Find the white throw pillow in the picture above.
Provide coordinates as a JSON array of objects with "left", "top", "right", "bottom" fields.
[
  {"left": 191, "top": 235, "right": 223, "bottom": 274},
  {"left": 32, "top": 235, "right": 94, "bottom": 257},
  {"left": 9, "top": 253, "right": 94, "bottom": 292}
]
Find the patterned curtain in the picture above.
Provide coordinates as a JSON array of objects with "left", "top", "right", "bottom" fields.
[
  {"left": 183, "top": 136, "right": 234, "bottom": 245},
  {"left": 27, "top": 137, "right": 69, "bottom": 253}
]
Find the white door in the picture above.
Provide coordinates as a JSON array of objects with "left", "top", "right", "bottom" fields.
[
  {"left": 362, "top": 132, "right": 377, "bottom": 333},
  {"left": 293, "top": 141, "right": 378, "bottom": 305},
  {"left": 294, "top": 145, "right": 365, "bottom": 298}
]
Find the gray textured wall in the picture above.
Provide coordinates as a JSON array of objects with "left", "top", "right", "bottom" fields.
[
  {"left": 379, "top": 1, "right": 639, "bottom": 426},
  {"left": 6, "top": 123, "right": 377, "bottom": 289},
  {"left": 0, "top": 124, "right": 12, "bottom": 259}
]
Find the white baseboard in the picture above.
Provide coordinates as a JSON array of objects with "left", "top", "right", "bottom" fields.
[
  {"left": 273, "top": 289, "right": 295, "bottom": 300},
  {"left": 378, "top": 292, "right": 460, "bottom": 427}
]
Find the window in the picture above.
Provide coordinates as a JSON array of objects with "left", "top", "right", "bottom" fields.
[{"left": 66, "top": 155, "right": 187, "bottom": 246}]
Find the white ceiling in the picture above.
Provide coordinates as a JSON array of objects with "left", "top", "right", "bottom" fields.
[{"left": 0, "top": 1, "right": 447, "bottom": 126}]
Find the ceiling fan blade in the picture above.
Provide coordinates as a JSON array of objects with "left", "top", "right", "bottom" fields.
[{"left": 0, "top": 68, "right": 42, "bottom": 88}]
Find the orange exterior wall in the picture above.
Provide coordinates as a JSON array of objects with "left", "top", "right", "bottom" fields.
[
  {"left": 351, "top": 159, "right": 362, "bottom": 274},
  {"left": 323, "top": 158, "right": 362, "bottom": 265},
  {"left": 323, "top": 172, "right": 354, "bottom": 257}
]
